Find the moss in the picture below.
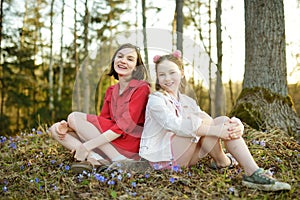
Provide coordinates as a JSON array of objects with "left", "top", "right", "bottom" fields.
[
  {"left": 237, "top": 87, "right": 293, "bottom": 106},
  {"left": 230, "top": 102, "right": 263, "bottom": 130}
]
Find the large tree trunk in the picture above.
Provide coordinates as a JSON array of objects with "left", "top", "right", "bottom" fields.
[{"left": 230, "top": 0, "right": 300, "bottom": 140}]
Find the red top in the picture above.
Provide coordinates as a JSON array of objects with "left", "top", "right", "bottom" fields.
[{"left": 91, "top": 79, "right": 150, "bottom": 158}]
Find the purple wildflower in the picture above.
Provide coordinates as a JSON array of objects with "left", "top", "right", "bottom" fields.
[
  {"left": 131, "top": 181, "right": 137, "bottom": 188},
  {"left": 95, "top": 174, "right": 106, "bottom": 182},
  {"left": 2, "top": 186, "right": 8, "bottom": 192},
  {"left": 169, "top": 177, "right": 175, "bottom": 184},
  {"left": 65, "top": 165, "right": 70, "bottom": 171},
  {"left": 144, "top": 173, "right": 150, "bottom": 178},
  {"left": 117, "top": 174, "right": 122, "bottom": 181},
  {"left": 107, "top": 180, "right": 115, "bottom": 185},
  {"left": 228, "top": 187, "right": 235, "bottom": 194}
]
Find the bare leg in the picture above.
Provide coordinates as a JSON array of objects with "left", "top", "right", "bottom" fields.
[
  {"left": 188, "top": 116, "right": 231, "bottom": 166},
  {"left": 50, "top": 122, "right": 84, "bottom": 151},
  {"left": 224, "top": 138, "right": 259, "bottom": 176},
  {"left": 189, "top": 136, "right": 230, "bottom": 167},
  {"left": 171, "top": 136, "right": 197, "bottom": 167},
  {"left": 67, "top": 112, "right": 125, "bottom": 160},
  {"left": 50, "top": 122, "right": 110, "bottom": 165}
]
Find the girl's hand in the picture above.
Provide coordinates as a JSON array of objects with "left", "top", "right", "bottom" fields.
[
  {"left": 56, "top": 120, "right": 69, "bottom": 140},
  {"left": 74, "top": 144, "right": 89, "bottom": 161},
  {"left": 228, "top": 117, "right": 244, "bottom": 139}
]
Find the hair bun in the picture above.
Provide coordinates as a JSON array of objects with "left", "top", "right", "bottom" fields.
[
  {"left": 173, "top": 50, "right": 182, "bottom": 58},
  {"left": 153, "top": 55, "right": 161, "bottom": 63}
]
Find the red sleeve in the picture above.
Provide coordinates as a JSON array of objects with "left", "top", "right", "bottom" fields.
[
  {"left": 110, "top": 84, "right": 150, "bottom": 135},
  {"left": 98, "top": 86, "right": 114, "bottom": 129}
]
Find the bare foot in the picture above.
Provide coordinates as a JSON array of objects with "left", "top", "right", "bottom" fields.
[{"left": 56, "top": 120, "right": 69, "bottom": 140}]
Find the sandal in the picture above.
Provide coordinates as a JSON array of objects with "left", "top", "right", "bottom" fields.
[
  {"left": 71, "top": 161, "right": 93, "bottom": 174},
  {"left": 211, "top": 153, "right": 238, "bottom": 170}
]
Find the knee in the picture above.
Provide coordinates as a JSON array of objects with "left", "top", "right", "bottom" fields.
[
  {"left": 213, "top": 116, "right": 230, "bottom": 124},
  {"left": 49, "top": 123, "right": 59, "bottom": 139},
  {"left": 67, "top": 111, "right": 86, "bottom": 129}
]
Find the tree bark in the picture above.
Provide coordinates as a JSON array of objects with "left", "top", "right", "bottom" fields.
[
  {"left": 231, "top": 0, "right": 300, "bottom": 140},
  {"left": 141, "top": 0, "right": 148, "bottom": 66},
  {"left": 214, "top": 0, "right": 225, "bottom": 117},
  {"left": 49, "top": 0, "right": 55, "bottom": 119},
  {"left": 176, "top": 0, "right": 183, "bottom": 53}
]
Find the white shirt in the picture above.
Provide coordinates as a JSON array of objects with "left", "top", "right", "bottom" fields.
[{"left": 139, "top": 91, "right": 211, "bottom": 162}]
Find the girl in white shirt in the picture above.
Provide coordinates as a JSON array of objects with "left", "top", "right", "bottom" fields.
[{"left": 139, "top": 50, "right": 291, "bottom": 191}]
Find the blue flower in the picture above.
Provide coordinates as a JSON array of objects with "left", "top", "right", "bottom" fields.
[
  {"left": 144, "top": 173, "right": 150, "bottom": 178},
  {"left": 259, "top": 140, "right": 266, "bottom": 147},
  {"left": 95, "top": 174, "right": 106, "bottom": 182},
  {"left": 111, "top": 173, "right": 115, "bottom": 178},
  {"left": 172, "top": 165, "right": 181, "bottom": 172},
  {"left": 131, "top": 181, "right": 137, "bottom": 188},
  {"left": 53, "top": 185, "right": 58, "bottom": 190},
  {"left": 107, "top": 180, "right": 115, "bottom": 185},
  {"left": 2, "top": 186, "right": 8, "bottom": 192},
  {"left": 153, "top": 163, "right": 162, "bottom": 170},
  {"left": 50, "top": 160, "right": 56, "bottom": 164},
  {"left": 9, "top": 142, "right": 17, "bottom": 149},
  {"left": 65, "top": 165, "right": 70, "bottom": 171},
  {"left": 228, "top": 187, "right": 235, "bottom": 193},
  {"left": 117, "top": 174, "right": 122, "bottom": 181},
  {"left": 20, "top": 165, "right": 25, "bottom": 170},
  {"left": 169, "top": 177, "right": 175, "bottom": 184},
  {"left": 0, "top": 136, "right": 7, "bottom": 143},
  {"left": 36, "top": 131, "right": 43, "bottom": 134},
  {"left": 35, "top": 178, "right": 39, "bottom": 183}
]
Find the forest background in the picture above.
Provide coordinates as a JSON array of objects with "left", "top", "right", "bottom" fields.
[{"left": 0, "top": 0, "right": 300, "bottom": 136}]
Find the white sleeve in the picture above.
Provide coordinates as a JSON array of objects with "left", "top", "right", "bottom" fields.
[{"left": 147, "top": 94, "right": 200, "bottom": 138}]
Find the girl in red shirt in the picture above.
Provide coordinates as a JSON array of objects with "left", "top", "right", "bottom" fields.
[{"left": 50, "top": 43, "right": 150, "bottom": 171}]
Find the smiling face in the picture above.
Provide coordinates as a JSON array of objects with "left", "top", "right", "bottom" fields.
[
  {"left": 113, "top": 48, "right": 138, "bottom": 79},
  {"left": 156, "top": 59, "right": 182, "bottom": 96}
]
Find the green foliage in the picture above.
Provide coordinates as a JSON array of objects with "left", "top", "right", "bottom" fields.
[{"left": 0, "top": 125, "right": 299, "bottom": 199}]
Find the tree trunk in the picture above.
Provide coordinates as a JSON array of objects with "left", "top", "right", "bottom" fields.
[
  {"left": 214, "top": 0, "right": 225, "bottom": 117},
  {"left": 0, "top": 0, "right": 3, "bottom": 118},
  {"left": 49, "top": 0, "right": 54, "bottom": 119},
  {"left": 58, "top": 0, "right": 65, "bottom": 102},
  {"left": 141, "top": 0, "right": 148, "bottom": 66},
  {"left": 73, "top": 0, "right": 81, "bottom": 111},
  {"left": 230, "top": 0, "right": 300, "bottom": 140},
  {"left": 176, "top": 0, "right": 183, "bottom": 53},
  {"left": 83, "top": 0, "right": 90, "bottom": 113}
]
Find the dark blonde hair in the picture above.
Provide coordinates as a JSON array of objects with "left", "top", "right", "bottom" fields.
[
  {"left": 154, "top": 53, "right": 186, "bottom": 92},
  {"left": 107, "top": 43, "right": 148, "bottom": 80}
]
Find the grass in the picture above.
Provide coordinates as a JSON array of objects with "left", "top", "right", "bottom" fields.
[{"left": 0, "top": 125, "right": 299, "bottom": 199}]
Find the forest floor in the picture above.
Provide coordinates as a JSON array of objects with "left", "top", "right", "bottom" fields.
[{"left": 0, "top": 124, "right": 299, "bottom": 199}]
